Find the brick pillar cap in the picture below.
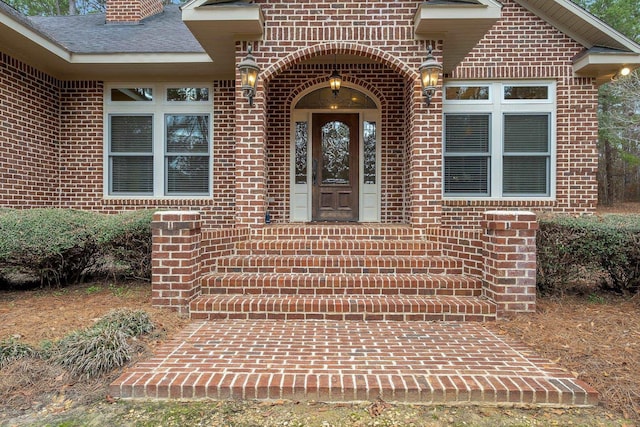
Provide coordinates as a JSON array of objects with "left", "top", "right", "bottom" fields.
[
  {"left": 484, "top": 210, "right": 535, "bottom": 216},
  {"left": 153, "top": 210, "right": 202, "bottom": 222},
  {"left": 484, "top": 210, "right": 536, "bottom": 221},
  {"left": 155, "top": 210, "right": 202, "bottom": 216}
]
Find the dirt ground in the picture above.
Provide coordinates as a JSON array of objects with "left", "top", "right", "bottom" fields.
[
  {"left": 595, "top": 202, "right": 640, "bottom": 214},
  {"left": 0, "top": 281, "right": 639, "bottom": 426}
]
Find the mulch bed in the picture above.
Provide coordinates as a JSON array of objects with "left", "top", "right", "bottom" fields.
[
  {"left": 1, "top": 282, "right": 639, "bottom": 421},
  {"left": 489, "top": 295, "right": 640, "bottom": 420}
]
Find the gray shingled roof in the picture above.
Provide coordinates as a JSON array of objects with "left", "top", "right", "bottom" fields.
[{"left": 29, "top": 5, "right": 204, "bottom": 54}]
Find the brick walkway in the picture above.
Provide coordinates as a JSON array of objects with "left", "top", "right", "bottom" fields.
[{"left": 111, "top": 320, "right": 598, "bottom": 406}]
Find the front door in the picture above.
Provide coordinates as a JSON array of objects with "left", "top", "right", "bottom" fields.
[{"left": 312, "top": 113, "right": 359, "bottom": 222}]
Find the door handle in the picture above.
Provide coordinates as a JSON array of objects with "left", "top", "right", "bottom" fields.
[{"left": 312, "top": 159, "right": 318, "bottom": 185}]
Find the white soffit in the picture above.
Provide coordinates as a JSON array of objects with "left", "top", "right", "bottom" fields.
[
  {"left": 514, "top": 0, "right": 640, "bottom": 81},
  {"left": 573, "top": 49, "right": 640, "bottom": 85},
  {"left": 182, "top": 0, "right": 264, "bottom": 77},
  {"left": 514, "top": 0, "right": 640, "bottom": 52},
  {"left": 0, "top": 5, "right": 71, "bottom": 73},
  {"left": 414, "top": 0, "right": 502, "bottom": 73}
]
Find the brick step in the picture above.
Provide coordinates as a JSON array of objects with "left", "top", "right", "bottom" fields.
[
  {"left": 236, "top": 239, "right": 441, "bottom": 256},
  {"left": 201, "top": 273, "right": 482, "bottom": 297},
  {"left": 259, "top": 224, "right": 426, "bottom": 240},
  {"left": 111, "top": 321, "right": 599, "bottom": 405},
  {"left": 216, "top": 255, "right": 462, "bottom": 274},
  {"left": 189, "top": 295, "right": 496, "bottom": 322}
]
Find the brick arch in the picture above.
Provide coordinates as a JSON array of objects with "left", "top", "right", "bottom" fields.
[
  {"left": 285, "top": 75, "right": 387, "bottom": 112},
  {"left": 262, "top": 42, "right": 418, "bottom": 84}
]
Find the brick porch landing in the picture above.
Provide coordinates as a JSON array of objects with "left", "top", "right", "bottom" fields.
[{"left": 110, "top": 320, "right": 598, "bottom": 406}]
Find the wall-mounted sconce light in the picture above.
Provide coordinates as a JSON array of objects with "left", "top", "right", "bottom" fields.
[
  {"left": 418, "top": 45, "right": 443, "bottom": 106},
  {"left": 329, "top": 54, "right": 342, "bottom": 97},
  {"left": 238, "top": 45, "right": 260, "bottom": 107},
  {"left": 612, "top": 66, "right": 632, "bottom": 81}
]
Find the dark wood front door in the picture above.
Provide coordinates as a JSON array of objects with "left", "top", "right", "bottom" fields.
[{"left": 312, "top": 113, "right": 359, "bottom": 222}]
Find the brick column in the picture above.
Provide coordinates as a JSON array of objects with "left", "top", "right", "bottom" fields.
[
  {"left": 408, "top": 41, "right": 443, "bottom": 227},
  {"left": 151, "top": 211, "right": 202, "bottom": 315},
  {"left": 235, "top": 43, "right": 267, "bottom": 230},
  {"left": 481, "top": 211, "right": 538, "bottom": 318}
]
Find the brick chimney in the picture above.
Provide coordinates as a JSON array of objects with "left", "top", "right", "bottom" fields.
[{"left": 106, "top": 0, "right": 163, "bottom": 24}]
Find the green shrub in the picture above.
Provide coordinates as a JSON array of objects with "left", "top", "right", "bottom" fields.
[
  {"left": 0, "top": 209, "right": 153, "bottom": 287},
  {"left": 96, "top": 210, "right": 154, "bottom": 280},
  {"left": 0, "top": 209, "right": 101, "bottom": 286},
  {"left": 54, "top": 326, "right": 132, "bottom": 379},
  {"left": 537, "top": 215, "right": 640, "bottom": 296},
  {"left": 0, "top": 338, "right": 37, "bottom": 368},
  {"left": 94, "top": 308, "right": 155, "bottom": 337}
]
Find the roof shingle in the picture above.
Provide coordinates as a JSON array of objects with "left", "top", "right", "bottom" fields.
[{"left": 29, "top": 5, "right": 204, "bottom": 54}]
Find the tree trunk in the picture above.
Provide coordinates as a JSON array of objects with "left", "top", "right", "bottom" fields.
[{"left": 603, "top": 137, "right": 615, "bottom": 206}]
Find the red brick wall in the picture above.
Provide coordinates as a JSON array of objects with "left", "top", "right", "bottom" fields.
[
  {"left": 0, "top": 52, "right": 60, "bottom": 208},
  {"left": 444, "top": 0, "right": 599, "bottom": 227},
  {"left": 59, "top": 81, "right": 104, "bottom": 209},
  {"left": 106, "top": 0, "right": 163, "bottom": 23},
  {"left": 210, "top": 80, "right": 237, "bottom": 226},
  {"left": 2, "top": 0, "right": 601, "bottom": 228},
  {"left": 248, "top": 0, "right": 598, "bottom": 227},
  {"left": 243, "top": 0, "right": 438, "bottom": 227},
  {"left": 151, "top": 211, "right": 202, "bottom": 314},
  {"left": 57, "top": 80, "right": 237, "bottom": 228}
]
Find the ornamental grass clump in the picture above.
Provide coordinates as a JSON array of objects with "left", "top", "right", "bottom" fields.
[
  {"left": 94, "top": 308, "right": 155, "bottom": 338},
  {"left": 54, "top": 326, "right": 132, "bottom": 380},
  {"left": 0, "top": 337, "right": 37, "bottom": 369},
  {"left": 52, "top": 309, "right": 155, "bottom": 380}
]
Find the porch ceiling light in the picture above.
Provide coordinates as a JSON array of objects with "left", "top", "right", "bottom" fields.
[
  {"left": 329, "top": 54, "right": 342, "bottom": 97},
  {"left": 418, "top": 45, "right": 443, "bottom": 106},
  {"left": 238, "top": 45, "right": 260, "bottom": 107}
]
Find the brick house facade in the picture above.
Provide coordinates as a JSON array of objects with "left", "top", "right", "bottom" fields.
[{"left": 1, "top": 0, "right": 639, "bottom": 318}]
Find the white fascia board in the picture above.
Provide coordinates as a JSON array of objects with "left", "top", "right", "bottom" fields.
[
  {"left": 0, "top": 9, "right": 71, "bottom": 62},
  {"left": 414, "top": 0, "right": 501, "bottom": 24},
  {"left": 515, "top": 0, "right": 640, "bottom": 53},
  {"left": 551, "top": 0, "right": 640, "bottom": 52},
  {"left": 182, "top": 3, "right": 264, "bottom": 41},
  {"left": 573, "top": 51, "right": 640, "bottom": 73},
  {"left": 183, "top": 4, "right": 263, "bottom": 22},
  {"left": 70, "top": 52, "right": 213, "bottom": 64}
]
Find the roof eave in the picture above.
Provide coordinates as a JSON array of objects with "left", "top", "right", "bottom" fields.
[
  {"left": 514, "top": 0, "right": 640, "bottom": 53},
  {"left": 181, "top": 1, "right": 264, "bottom": 77},
  {"left": 414, "top": 0, "right": 503, "bottom": 73},
  {"left": 0, "top": 5, "right": 72, "bottom": 66},
  {"left": 0, "top": 5, "right": 221, "bottom": 80},
  {"left": 573, "top": 49, "right": 640, "bottom": 85}
]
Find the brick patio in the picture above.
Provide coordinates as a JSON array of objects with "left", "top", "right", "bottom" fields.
[{"left": 110, "top": 320, "right": 598, "bottom": 406}]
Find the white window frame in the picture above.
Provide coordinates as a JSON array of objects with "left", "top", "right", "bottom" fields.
[
  {"left": 104, "top": 83, "right": 213, "bottom": 199},
  {"left": 443, "top": 80, "right": 556, "bottom": 200}
]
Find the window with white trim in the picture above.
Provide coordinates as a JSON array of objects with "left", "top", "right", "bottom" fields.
[
  {"left": 443, "top": 82, "right": 555, "bottom": 198},
  {"left": 105, "top": 85, "right": 212, "bottom": 197}
]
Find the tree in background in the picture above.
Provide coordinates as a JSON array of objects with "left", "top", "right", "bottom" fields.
[
  {"left": 4, "top": 0, "right": 72, "bottom": 15},
  {"left": 4, "top": 0, "right": 176, "bottom": 15},
  {"left": 573, "top": 0, "right": 640, "bottom": 205}
]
